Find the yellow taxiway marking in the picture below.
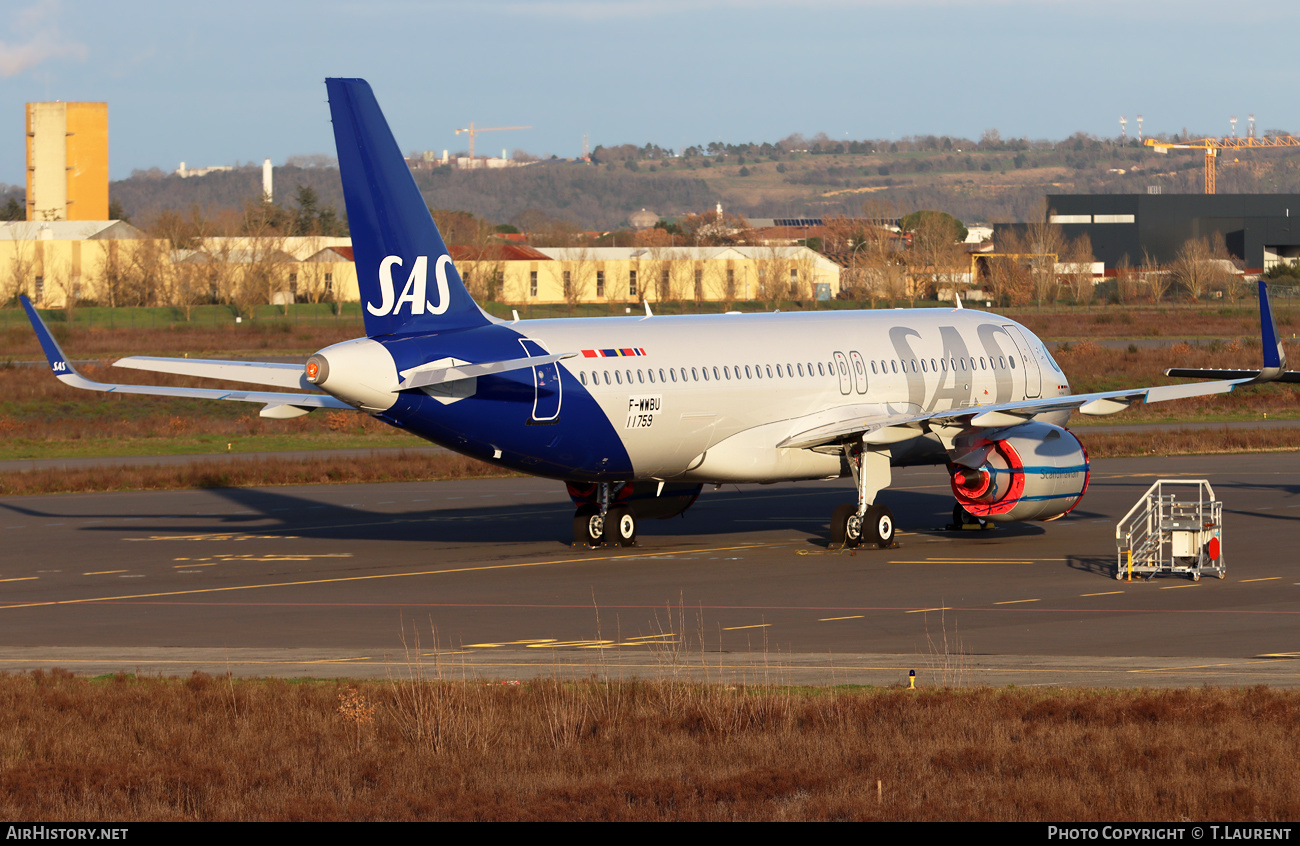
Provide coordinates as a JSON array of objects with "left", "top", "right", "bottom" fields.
[
  {"left": 1160, "top": 584, "right": 1201, "bottom": 590},
  {"left": 1081, "top": 591, "right": 1124, "bottom": 597},
  {"left": 819, "top": 615, "right": 865, "bottom": 621},
  {"left": 464, "top": 639, "right": 558, "bottom": 648},
  {"left": 125, "top": 533, "right": 300, "bottom": 542},
  {"left": 0, "top": 541, "right": 786, "bottom": 611},
  {"left": 625, "top": 634, "right": 678, "bottom": 641},
  {"left": 722, "top": 624, "right": 771, "bottom": 631},
  {"left": 888, "top": 558, "right": 1057, "bottom": 565},
  {"left": 906, "top": 607, "right": 953, "bottom": 614},
  {"left": 84, "top": 570, "right": 127, "bottom": 576},
  {"left": 1126, "top": 660, "right": 1276, "bottom": 674},
  {"left": 994, "top": 598, "right": 1040, "bottom": 605},
  {"left": 526, "top": 640, "right": 614, "bottom": 648},
  {"left": 175, "top": 553, "right": 353, "bottom": 564},
  {"left": 0, "top": 577, "right": 38, "bottom": 583},
  {"left": 922, "top": 558, "right": 1069, "bottom": 563},
  {"left": 1241, "top": 577, "right": 1282, "bottom": 583},
  {"left": 1258, "top": 653, "right": 1300, "bottom": 659}
]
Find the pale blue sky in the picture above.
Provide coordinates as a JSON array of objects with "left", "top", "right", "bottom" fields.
[{"left": 2, "top": 0, "right": 1296, "bottom": 185}]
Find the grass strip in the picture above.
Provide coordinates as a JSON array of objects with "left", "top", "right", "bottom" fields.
[{"left": 1, "top": 670, "right": 1296, "bottom": 821}]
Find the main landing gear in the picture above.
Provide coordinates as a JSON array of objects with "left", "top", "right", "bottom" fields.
[
  {"left": 572, "top": 483, "right": 637, "bottom": 548},
  {"left": 830, "top": 444, "right": 896, "bottom": 549}
]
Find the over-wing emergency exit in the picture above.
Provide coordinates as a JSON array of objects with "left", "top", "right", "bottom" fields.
[{"left": 21, "top": 79, "right": 1284, "bottom": 549}]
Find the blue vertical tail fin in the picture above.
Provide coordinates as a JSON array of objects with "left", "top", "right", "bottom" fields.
[{"left": 326, "top": 78, "right": 491, "bottom": 336}]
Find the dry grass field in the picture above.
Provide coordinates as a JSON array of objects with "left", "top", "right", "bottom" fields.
[{"left": 1, "top": 670, "right": 1296, "bottom": 821}]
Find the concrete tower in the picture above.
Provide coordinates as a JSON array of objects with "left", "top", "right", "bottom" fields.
[{"left": 26, "top": 102, "right": 109, "bottom": 221}]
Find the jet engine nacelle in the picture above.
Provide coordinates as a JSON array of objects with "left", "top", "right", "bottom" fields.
[
  {"left": 305, "top": 338, "right": 398, "bottom": 413},
  {"left": 566, "top": 481, "right": 703, "bottom": 520},
  {"left": 949, "top": 421, "right": 1089, "bottom": 523}
]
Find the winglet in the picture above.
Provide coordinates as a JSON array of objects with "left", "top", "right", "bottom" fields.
[
  {"left": 1257, "top": 280, "right": 1285, "bottom": 379},
  {"left": 20, "top": 295, "right": 79, "bottom": 381}
]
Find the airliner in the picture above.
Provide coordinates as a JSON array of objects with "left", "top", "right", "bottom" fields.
[{"left": 20, "top": 78, "right": 1286, "bottom": 549}]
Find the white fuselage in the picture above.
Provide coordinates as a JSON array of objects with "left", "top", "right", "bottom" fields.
[{"left": 507, "top": 307, "right": 1070, "bottom": 484}]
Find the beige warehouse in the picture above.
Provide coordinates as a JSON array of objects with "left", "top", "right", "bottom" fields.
[{"left": 1, "top": 226, "right": 839, "bottom": 310}]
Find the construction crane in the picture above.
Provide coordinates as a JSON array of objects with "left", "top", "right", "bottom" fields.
[
  {"left": 454, "top": 122, "right": 532, "bottom": 161},
  {"left": 1145, "top": 134, "right": 1300, "bottom": 194}
]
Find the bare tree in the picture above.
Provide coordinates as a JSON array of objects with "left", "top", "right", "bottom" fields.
[
  {"left": 1062, "top": 233, "right": 1096, "bottom": 306},
  {"left": 556, "top": 246, "right": 596, "bottom": 306},
  {"left": 1113, "top": 255, "right": 1140, "bottom": 304},
  {"left": 1141, "top": 249, "right": 1171, "bottom": 304},
  {"left": 792, "top": 250, "right": 819, "bottom": 301},
  {"left": 1169, "top": 237, "right": 1234, "bottom": 303},
  {"left": 2, "top": 222, "right": 39, "bottom": 305},
  {"left": 905, "top": 211, "right": 967, "bottom": 301},
  {"left": 756, "top": 245, "right": 791, "bottom": 306}
]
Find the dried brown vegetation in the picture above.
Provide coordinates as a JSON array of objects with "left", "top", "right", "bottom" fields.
[
  {"left": 1078, "top": 426, "right": 1300, "bottom": 459},
  {"left": 0, "top": 672, "right": 1297, "bottom": 821},
  {"left": 0, "top": 450, "right": 515, "bottom": 496}
]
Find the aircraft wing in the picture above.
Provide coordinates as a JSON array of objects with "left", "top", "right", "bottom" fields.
[
  {"left": 20, "top": 296, "right": 353, "bottom": 418},
  {"left": 783, "top": 280, "right": 1284, "bottom": 451},
  {"left": 777, "top": 379, "right": 1245, "bottom": 450}
]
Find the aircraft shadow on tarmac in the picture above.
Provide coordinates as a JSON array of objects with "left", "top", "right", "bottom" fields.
[{"left": 0, "top": 482, "right": 1045, "bottom": 547}]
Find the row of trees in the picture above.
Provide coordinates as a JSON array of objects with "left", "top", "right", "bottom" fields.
[
  {"left": 3, "top": 187, "right": 351, "bottom": 317},
  {"left": 981, "top": 230, "right": 1246, "bottom": 308}
]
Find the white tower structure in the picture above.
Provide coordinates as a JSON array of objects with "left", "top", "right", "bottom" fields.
[{"left": 262, "top": 158, "right": 273, "bottom": 202}]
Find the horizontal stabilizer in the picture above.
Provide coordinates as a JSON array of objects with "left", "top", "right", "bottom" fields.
[
  {"left": 20, "top": 296, "right": 352, "bottom": 411},
  {"left": 1164, "top": 283, "right": 1291, "bottom": 385},
  {"left": 1166, "top": 368, "right": 1300, "bottom": 384},
  {"left": 116, "top": 356, "right": 312, "bottom": 390}
]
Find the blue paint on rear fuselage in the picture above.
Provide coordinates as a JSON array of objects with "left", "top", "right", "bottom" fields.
[{"left": 373, "top": 322, "right": 632, "bottom": 481}]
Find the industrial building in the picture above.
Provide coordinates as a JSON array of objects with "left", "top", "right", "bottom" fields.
[{"left": 1008, "top": 193, "right": 1300, "bottom": 272}]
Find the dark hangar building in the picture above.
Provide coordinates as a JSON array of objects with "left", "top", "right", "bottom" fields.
[{"left": 1015, "top": 194, "right": 1300, "bottom": 272}]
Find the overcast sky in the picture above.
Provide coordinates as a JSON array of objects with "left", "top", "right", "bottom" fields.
[{"left": 2, "top": 0, "right": 1296, "bottom": 185}]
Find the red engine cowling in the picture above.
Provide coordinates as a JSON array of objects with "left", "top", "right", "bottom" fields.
[
  {"left": 949, "top": 421, "right": 1090, "bottom": 523},
  {"left": 566, "top": 481, "right": 703, "bottom": 520}
]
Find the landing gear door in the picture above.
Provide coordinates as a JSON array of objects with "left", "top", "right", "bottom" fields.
[
  {"left": 518, "top": 338, "right": 561, "bottom": 423},
  {"left": 1003, "top": 326, "right": 1042, "bottom": 399}
]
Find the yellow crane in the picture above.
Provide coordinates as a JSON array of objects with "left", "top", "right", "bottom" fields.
[
  {"left": 455, "top": 122, "right": 532, "bottom": 161},
  {"left": 1145, "top": 135, "right": 1300, "bottom": 194}
]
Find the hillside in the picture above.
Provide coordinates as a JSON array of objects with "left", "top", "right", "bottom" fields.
[{"left": 90, "top": 135, "right": 1300, "bottom": 231}]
